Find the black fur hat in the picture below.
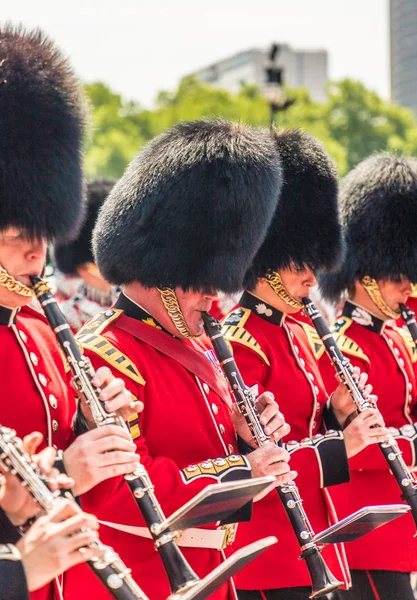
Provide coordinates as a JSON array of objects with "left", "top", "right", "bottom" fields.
[
  {"left": 319, "top": 154, "right": 417, "bottom": 304},
  {"left": 0, "top": 25, "right": 87, "bottom": 241},
  {"left": 244, "top": 129, "right": 342, "bottom": 289},
  {"left": 93, "top": 119, "right": 282, "bottom": 293},
  {"left": 54, "top": 179, "right": 115, "bottom": 274}
]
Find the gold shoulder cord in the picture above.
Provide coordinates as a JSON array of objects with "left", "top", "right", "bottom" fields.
[
  {"left": 157, "top": 287, "right": 194, "bottom": 339},
  {"left": 265, "top": 271, "right": 303, "bottom": 310},
  {"left": 361, "top": 275, "right": 400, "bottom": 320},
  {"left": 0, "top": 266, "right": 34, "bottom": 298}
]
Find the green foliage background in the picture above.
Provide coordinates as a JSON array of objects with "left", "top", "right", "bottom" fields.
[{"left": 83, "top": 76, "right": 417, "bottom": 180}]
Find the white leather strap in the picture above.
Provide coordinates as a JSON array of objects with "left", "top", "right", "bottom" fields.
[{"left": 99, "top": 520, "right": 228, "bottom": 550}]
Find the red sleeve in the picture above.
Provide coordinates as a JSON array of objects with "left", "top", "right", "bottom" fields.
[
  {"left": 232, "top": 342, "right": 350, "bottom": 488},
  {"left": 78, "top": 350, "right": 251, "bottom": 528},
  {"left": 323, "top": 354, "right": 417, "bottom": 472}
]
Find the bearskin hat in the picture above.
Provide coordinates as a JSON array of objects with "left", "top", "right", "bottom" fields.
[
  {"left": 244, "top": 129, "right": 342, "bottom": 289},
  {"left": 54, "top": 179, "right": 115, "bottom": 274},
  {"left": 0, "top": 25, "right": 87, "bottom": 241},
  {"left": 319, "top": 154, "right": 417, "bottom": 304},
  {"left": 93, "top": 119, "right": 282, "bottom": 293}
]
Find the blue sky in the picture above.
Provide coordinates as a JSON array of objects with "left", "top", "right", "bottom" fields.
[{"left": 2, "top": 0, "right": 389, "bottom": 107}]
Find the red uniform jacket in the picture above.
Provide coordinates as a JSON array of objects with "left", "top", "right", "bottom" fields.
[
  {"left": 0, "top": 304, "right": 96, "bottom": 600},
  {"left": 222, "top": 292, "right": 351, "bottom": 591},
  {"left": 318, "top": 300, "right": 417, "bottom": 572},
  {"left": 77, "top": 293, "right": 253, "bottom": 600}
]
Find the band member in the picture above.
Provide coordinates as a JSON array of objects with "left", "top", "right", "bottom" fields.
[
  {"left": 222, "top": 130, "right": 388, "bottom": 600},
  {"left": 77, "top": 119, "right": 293, "bottom": 600},
  {"left": 318, "top": 155, "right": 417, "bottom": 600},
  {"left": 53, "top": 179, "right": 118, "bottom": 331},
  {"left": 0, "top": 25, "right": 141, "bottom": 600},
  {"left": 0, "top": 433, "right": 101, "bottom": 600}
]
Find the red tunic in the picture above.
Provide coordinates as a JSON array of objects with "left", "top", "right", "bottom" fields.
[
  {"left": 318, "top": 300, "right": 417, "bottom": 572},
  {"left": 222, "top": 292, "right": 351, "bottom": 591},
  {"left": 77, "top": 293, "right": 253, "bottom": 600},
  {"left": 0, "top": 304, "right": 96, "bottom": 600}
]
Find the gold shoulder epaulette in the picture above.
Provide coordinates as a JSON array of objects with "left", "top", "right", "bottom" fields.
[
  {"left": 76, "top": 309, "right": 145, "bottom": 386},
  {"left": 222, "top": 308, "right": 270, "bottom": 366},
  {"left": 299, "top": 322, "right": 326, "bottom": 360},
  {"left": 331, "top": 317, "right": 370, "bottom": 365},
  {"left": 393, "top": 326, "right": 417, "bottom": 363}
]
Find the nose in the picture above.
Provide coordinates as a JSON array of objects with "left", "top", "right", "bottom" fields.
[
  {"left": 304, "top": 269, "right": 317, "bottom": 288},
  {"left": 26, "top": 238, "right": 48, "bottom": 263}
]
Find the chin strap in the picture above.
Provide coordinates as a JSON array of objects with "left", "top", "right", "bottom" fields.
[
  {"left": 157, "top": 287, "right": 194, "bottom": 339},
  {"left": 0, "top": 265, "right": 34, "bottom": 298},
  {"left": 361, "top": 275, "right": 400, "bottom": 320},
  {"left": 265, "top": 270, "right": 303, "bottom": 310}
]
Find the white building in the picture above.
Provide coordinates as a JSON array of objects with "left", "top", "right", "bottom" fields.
[
  {"left": 192, "top": 44, "right": 328, "bottom": 102},
  {"left": 390, "top": 0, "right": 417, "bottom": 114}
]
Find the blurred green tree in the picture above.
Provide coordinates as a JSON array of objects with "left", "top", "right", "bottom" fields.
[{"left": 83, "top": 77, "right": 417, "bottom": 179}]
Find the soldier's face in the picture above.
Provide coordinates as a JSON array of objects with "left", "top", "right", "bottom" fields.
[
  {"left": 0, "top": 227, "right": 47, "bottom": 307},
  {"left": 377, "top": 277, "right": 413, "bottom": 313},
  {"left": 279, "top": 266, "right": 317, "bottom": 313},
  {"left": 175, "top": 288, "right": 219, "bottom": 337}
]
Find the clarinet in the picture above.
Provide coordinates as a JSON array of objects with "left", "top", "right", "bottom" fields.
[
  {"left": 0, "top": 425, "right": 148, "bottom": 600},
  {"left": 303, "top": 297, "right": 417, "bottom": 532},
  {"left": 30, "top": 276, "right": 201, "bottom": 596},
  {"left": 202, "top": 312, "right": 342, "bottom": 599},
  {"left": 400, "top": 303, "right": 417, "bottom": 345}
]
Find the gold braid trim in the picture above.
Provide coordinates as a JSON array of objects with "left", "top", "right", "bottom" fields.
[
  {"left": 0, "top": 266, "right": 34, "bottom": 298},
  {"left": 361, "top": 276, "right": 400, "bottom": 320},
  {"left": 157, "top": 287, "right": 194, "bottom": 339},
  {"left": 265, "top": 271, "right": 303, "bottom": 309}
]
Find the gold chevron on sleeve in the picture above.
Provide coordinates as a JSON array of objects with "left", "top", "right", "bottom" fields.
[
  {"left": 299, "top": 322, "right": 326, "bottom": 360},
  {"left": 394, "top": 327, "right": 417, "bottom": 363},
  {"left": 329, "top": 317, "right": 370, "bottom": 364},
  {"left": 222, "top": 324, "right": 270, "bottom": 366}
]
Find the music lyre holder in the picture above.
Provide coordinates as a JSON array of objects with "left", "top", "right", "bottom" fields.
[
  {"left": 153, "top": 476, "right": 275, "bottom": 536},
  {"left": 313, "top": 505, "right": 410, "bottom": 545}
]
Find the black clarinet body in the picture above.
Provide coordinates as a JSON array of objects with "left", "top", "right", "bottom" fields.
[
  {"left": 400, "top": 303, "right": 417, "bottom": 345},
  {"left": 304, "top": 297, "right": 417, "bottom": 533},
  {"left": 30, "top": 276, "right": 200, "bottom": 596},
  {"left": 0, "top": 425, "right": 148, "bottom": 600},
  {"left": 202, "top": 311, "right": 342, "bottom": 599}
]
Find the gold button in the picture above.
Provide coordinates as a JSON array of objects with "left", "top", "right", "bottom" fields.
[
  {"left": 18, "top": 330, "right": 27, "bottom": 343},
  {"left": 409, "top": 383, "right": 413, "bottom": 391},
  {"left": 30, "top": 352, "right": 38, "bottom": 366},
  {"left": 49, "top": 394, "right": 57, "bottom": 409},
  {"left": 307, "top": 372, "right": 315, "bottom": 382},
  {"left": 394, "top": 348, "right": 400, "bottom": 356},
  {"left": 52, "top": 420, "right": 59, "bottom": 432},
  {"left": 314, "top": 385, "right": 319, "bottom": 395},
  {"left": 219, "top": 424, "right": 225, "bottom": 434},
  {"left": 399, "top": 358, "right": 405, "bottom": 367},
  {"left": 38, "top": 374, "right": 47, "bottom": 387},
  {"left": 203, "top": 383, "right": 210, "bottom": 394},
  {"left": 227, "top": 444, "right": 234, "bottom": 453},
  {"left": 212, "top": 403, "right": 219, "bottom": 415},
  {"left": 293, "top": 345, "right": 299, "bottom": 354},
  {"left": 299, "top": 358, "right": 305, "bottom": 367}
]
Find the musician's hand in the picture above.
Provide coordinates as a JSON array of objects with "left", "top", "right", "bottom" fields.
[
  {"left": 247, "top": 443, "right": 297, "bottom": 501},
  {"left": 16, "top": 499, "right": 101, "bottom": 591},
  {"left": 78, "top": 366, "right": 143, "bottom": 428},
  {"left": 0, "top": 432, "right": 73, "bottom": 526},
  {"left": 331, "top": 367, "right": 375, "bottom": 427},
  {"left": 64, "top": 425, "right": 140, "bottom": 496},
  {"left": 230, "top": 391, "right": 290, "bottom": 448},
  {"left": 343, "top": 408, "right": 389, "bottom": 458}
]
